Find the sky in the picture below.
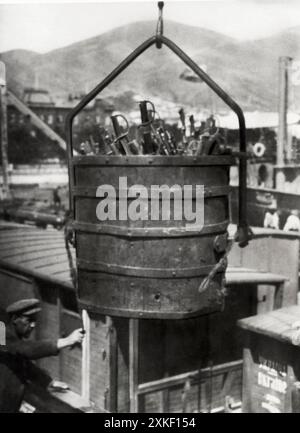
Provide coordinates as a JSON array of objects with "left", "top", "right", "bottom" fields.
[{"left": 0, "top": 0, "right": 300, "bottom": 53}]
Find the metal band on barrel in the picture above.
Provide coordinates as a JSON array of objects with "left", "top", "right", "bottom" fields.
[
  {"left": 72, "top": 220, "right": 229, "bottom": 237},
  {"left": 77, "top": 259, "right": 224, "bottom": 278},
  {"left": 72, "top": 185, "right": 230, "bottom": 198},
  {"left": 72, "top": 155, "right": 235, "bottom": 166}
]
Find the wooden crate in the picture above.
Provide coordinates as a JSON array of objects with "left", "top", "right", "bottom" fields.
[{"left": 238, "top": 306, "right": 300, "bottom": 413}]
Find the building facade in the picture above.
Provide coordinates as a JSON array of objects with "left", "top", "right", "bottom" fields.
[{"left": 6, "top": 88, "right": 114, "bottom": 163}]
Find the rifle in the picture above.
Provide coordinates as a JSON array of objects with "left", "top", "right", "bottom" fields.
[
  {"left": 89, "top": 135, "right": 104, "bottom": 155},
  {"left": 178, "top": 108, "right": 188, "bottom": 152},
  {"left": 206, "top": 130, "right": 221, "bottom": 155},
  {"left": 189, "top": 115, "right": 195, "bottom": 137},
  {"left": 139, "top": 100, "right": 155, "bottom": 154},
  {"left": 156, "top": 126, "right": 170, "bottom": 155},
  {"left": 196, "top": 131, "right": 220, "bottom": 155},
  {"left": 150, "top": 117, "right": 177, "bottom": 155},
  {"left": 111, "top": 114, "right": 141, "bottom": 155},
  {"left": 103, "top": 129, "right": 117, "bottom": 155},
  {"left": 205, "top": 115, "right": 216, "bottom": 134},
  {"left": 189, "top": 114, "right": 201, "bottom": 139},
  {"left": 165, "top": 130, "right": 177, "bottom": 155}
]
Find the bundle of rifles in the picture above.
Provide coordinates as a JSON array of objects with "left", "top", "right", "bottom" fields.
[{"left": 79, "top": 100, "right": 231, "bottom": 157}]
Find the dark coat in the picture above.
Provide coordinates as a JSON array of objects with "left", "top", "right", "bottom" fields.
[{"left": 0, "top": 326, "right": 58, "bottom": 413}]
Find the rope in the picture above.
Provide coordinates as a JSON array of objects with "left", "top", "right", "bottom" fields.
[
  {"left": 198, "top": 237, "right": 234, "bottom": 309},
  {"left": 207, "top": 317, "right": 213, "bottom": 413},
  {"left": 64, "top": 216, "right": 77, "bottom": 290}
]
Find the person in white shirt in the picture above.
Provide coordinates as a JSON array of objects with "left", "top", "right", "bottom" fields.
[
  {"left": 263, "top": 206, "right": 279, "bottom": 230},
  {"left": 283, "top": 210, "right": 300, "bottom": 232}
]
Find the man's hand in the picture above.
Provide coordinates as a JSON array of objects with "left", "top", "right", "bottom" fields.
[
  {"left": 67, "top": 329, "right": 85, "bottom": 346},
  {"left": 57, "top": 328, "right": 85, "bottom": 350},
  {"left": 48, "top": 380, "right": 70, "bottom": 393}
]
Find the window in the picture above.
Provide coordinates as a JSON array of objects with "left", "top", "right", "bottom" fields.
[{"left": 48, "top": 114, "right": 53, "bottom": 125}]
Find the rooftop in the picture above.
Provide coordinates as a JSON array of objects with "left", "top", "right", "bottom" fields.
[
  {"left": 0, "top": 223, "right": 293, "bottom": 292},
  {"left": 23, "top": 88, "right": 55, "bottom": 107}
]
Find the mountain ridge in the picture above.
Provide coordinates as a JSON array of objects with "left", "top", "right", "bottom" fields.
[{"left": 1, "top": 20, "right": 299, "bottom": 112}]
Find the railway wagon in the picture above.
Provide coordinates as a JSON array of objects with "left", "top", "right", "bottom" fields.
[{"left": 0, "top": 223, "right": 298, "bottom": 413}]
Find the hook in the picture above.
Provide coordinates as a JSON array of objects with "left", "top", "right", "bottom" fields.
[{"left": 156, "top": 2, "right": 164, "bottom": 49}]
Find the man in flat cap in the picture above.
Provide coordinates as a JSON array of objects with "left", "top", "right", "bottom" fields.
[{"left": 0, "top": 298, "right": 84, "bottom": 413}]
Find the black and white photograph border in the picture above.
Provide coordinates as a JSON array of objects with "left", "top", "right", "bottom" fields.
[{"left": 0, "top": 0, "right": 300, "bottom": 415}]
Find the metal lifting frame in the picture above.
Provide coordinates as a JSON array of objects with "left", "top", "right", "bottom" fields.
[{"left": 66, "top": 24, "right": 250, "bottom": 246}]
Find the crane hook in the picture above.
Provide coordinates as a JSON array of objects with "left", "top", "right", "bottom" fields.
[{"left": 156, "top": 2, "right": 164, "bottom": 49}]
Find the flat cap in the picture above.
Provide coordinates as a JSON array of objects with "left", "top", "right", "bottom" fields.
[{"left": 6, "top": 298, "right": 41, "bottom": 316}]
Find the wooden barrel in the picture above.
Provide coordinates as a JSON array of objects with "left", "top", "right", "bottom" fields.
[{"left": 72, "top": 155, "right": 234, "bottom": 319}]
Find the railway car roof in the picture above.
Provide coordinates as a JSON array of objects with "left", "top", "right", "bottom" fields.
[
  {"left": 0, "top": 223, "right": 74, "bottom": 290},
  {"left": 0, "top": 223, "right": 289, "bottom": 289},
  {"left": 238, "top": 305, "right": 300, "bottom": 344}
]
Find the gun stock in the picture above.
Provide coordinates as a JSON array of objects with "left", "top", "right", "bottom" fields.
[
  {"left": 189, "top": 115, "right": 195, "bottom": 137},
  {"left": 139, "top": 101, "right": 154, "bottom": 154}
]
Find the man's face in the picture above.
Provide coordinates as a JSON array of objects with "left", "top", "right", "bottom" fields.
[{"left": 13, "top": 314, "right": 37, "bottom": 339}]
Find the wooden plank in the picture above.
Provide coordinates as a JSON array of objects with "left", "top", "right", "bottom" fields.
[
  {"left": 114, "top": 318, "right": 130, "bottom": 412},
  {"left": 222, "top": 370, "right": 236, "bottom": 399},
  {"left": 60, "top": 310, "right": 82, "bottom": 394},
  {"left": 81, "top": 309, "right": 90, "bottom": 402},
  {"left": 107, "top": 316, "right": 118, "bottom": 412},
  {"left": 88, "top": 314, "right": 109, "bottom": 409},
  {"left": 241, "top": 335, "right": 253, "bottom": 413},
  {"left": 221, "top": 369, "right": 240, "bottom": 413},
  {"left": 138, "top": 360, "right": 243, "bottom": 395},
  {"left": 204, "top": 361, "right": 213, "bottom": 413},
  {"left": 60, "top": 309, "right": 80, "bottom": 319},
  {"left": 181, "top": 378, "right": 193, "bottom": 413},
  {"left": 268, "top": 238, "right": 299, "bottom": 306},
  {"left": 161, "top": 387, "right": 169, "bottom": 413},
  {"left": 129, "top": 319, "right": 139, "bottom": 413},
  {"left": 291, "top": 382, "right": 300, "bottom": 412},
  {"left": 284, "top": 363, "right": 294, "bottom": 413},
  {"left": 238, "top": 305, "right": 300, "bottom": 345},
  {"left": 274, "top": 282, "right": 285, "bottom": 310},
  {"left": 256, "top": 284, "right": 276, "bottom": 314}
]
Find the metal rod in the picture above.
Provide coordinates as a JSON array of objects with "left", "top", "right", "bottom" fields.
[
  {"left": 0, "top": 69, "right": 10, "bottom": 200},
  {"left": 129, "top": 318, "right": 139, "bottom": 413},
  {"left": 276, "top": 56, "right": 292, "bottom": 189}
]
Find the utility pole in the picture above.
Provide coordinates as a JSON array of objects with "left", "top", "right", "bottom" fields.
[
  {"left": 276, "top": 56, "right": 292, "bottom": 190},
  {"left": 0, "top": 61, "right": 10, "bottom": 200}
]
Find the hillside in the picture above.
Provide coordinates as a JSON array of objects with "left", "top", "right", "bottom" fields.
[{"left": 1, "top": 20, "right": 300, "bottom": 112}]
